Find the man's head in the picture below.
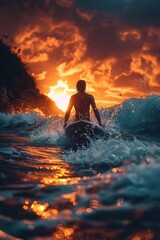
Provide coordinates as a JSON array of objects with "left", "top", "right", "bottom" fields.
[{"left": 76, "top": 80, "right": 86, "bottom": 92}]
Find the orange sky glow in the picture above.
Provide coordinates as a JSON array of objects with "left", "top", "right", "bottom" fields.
[{"left": 1, "top": 0, "right": 160, "bottom": 111}]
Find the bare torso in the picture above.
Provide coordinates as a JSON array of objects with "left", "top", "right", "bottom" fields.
[
  {"left": 64, "top": 91, "right": 102, "bottom": 127},
  {"left": 70, "top": 92, "right": 94, "bottom": 121}
]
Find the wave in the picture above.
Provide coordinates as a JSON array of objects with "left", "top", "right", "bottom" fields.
[
  {"left": 102, "top": 95, "right": 160, "bottom": 137},
  {"left": 1, "top": 95, "right": 160, "bottom": 144},
  {"left": 0, "top": 111, "right": 44, "bottom": 129}
]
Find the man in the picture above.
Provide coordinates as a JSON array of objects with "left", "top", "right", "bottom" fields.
[{"left": 64, "top": 80, "right": 102, "bottom": 128}]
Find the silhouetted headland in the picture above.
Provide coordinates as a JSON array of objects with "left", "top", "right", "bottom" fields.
[{"left": 0, "top": 39, "right": 62, "bottom": 116}]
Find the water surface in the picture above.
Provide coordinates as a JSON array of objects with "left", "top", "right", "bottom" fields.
[{"left": 1, "top": 95, "right": 160, "bottom": 239}]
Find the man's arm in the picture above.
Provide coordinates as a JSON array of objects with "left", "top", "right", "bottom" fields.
[
  {"left": 91, "top": 96, "right": 102, "bottom": 127},
  {"left": 64, "top": 96, "right": 73, "bottom": 128}
]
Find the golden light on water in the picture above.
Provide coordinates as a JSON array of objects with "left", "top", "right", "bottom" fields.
[
  {"left": 53, "top": 226, "right": 75, "bottom": 239},
  {"left": 47, "top": 80, "right": 70, "bottom": 112},
  {"left": 23, "top": 200, "right": 58, "bottom": 219}
]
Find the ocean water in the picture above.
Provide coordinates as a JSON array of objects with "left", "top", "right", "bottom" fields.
[{"left": 1, "top": 95, "right": 160, "bottom": 240}]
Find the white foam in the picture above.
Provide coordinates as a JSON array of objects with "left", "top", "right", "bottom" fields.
[
  {"left": 63, "top": 136, "right": 160, "bottom": 167},
  {"left": 108, "top": 95, "right": 160, "bottom": 130}
]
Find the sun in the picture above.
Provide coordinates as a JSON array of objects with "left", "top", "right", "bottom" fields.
[
  {"left": 49, "top": 93, "right": 70, "bottom": 112},
  {"left": 47, "top": 80, "right": 70, "bottom": 112}
]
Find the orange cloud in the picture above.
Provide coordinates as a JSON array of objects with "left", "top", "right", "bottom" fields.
[
  {"left": 120, "top": 30, "right": 141, "bottom": 41},
  {"left": 1, "top": 0, "right": 160, "bottom": 107}
]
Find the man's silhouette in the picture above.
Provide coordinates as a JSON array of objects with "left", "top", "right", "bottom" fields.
[{"left": 64, "top": 80, "right": 102, "bottom": 128}]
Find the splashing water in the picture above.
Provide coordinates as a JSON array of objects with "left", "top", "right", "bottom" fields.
[{"left": 1, "top": 95, "right": 160, "bottom": 239}]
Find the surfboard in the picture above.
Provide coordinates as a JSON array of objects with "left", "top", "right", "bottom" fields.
[{"left": 65, "top": 120, "right": 109, "bottom": 148}]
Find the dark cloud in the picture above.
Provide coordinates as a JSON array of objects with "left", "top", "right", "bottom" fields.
[
  {"left": 121, "top": 0, "right": 160, "bottom": 28},
  {"left": 114, "top": 71, "right": 144, "bottom": 89},
  {"left": 74, "top": 0, "right": 160, "bottom": 28},
  {"left": 111, "top": 58, "right": 131, "bottom": 78},
  {"left": 0, "top": 0, "right": 160, "bottom": 106},
  {"left": 74, "top": 0, "right": 129, "bottom": 13}
]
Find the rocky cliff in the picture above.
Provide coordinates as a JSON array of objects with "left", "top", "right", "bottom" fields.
[{"left": 0, "top": 39, "right": 62, "bottom": 116}]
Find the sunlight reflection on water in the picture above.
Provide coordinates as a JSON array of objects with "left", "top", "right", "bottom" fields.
[{"left": 0, "top": 131, "right": 160, "bottom": 239}]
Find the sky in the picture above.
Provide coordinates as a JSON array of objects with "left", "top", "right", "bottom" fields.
[{"left": 1, "top": 0, "right": 160, "bottom": 108}]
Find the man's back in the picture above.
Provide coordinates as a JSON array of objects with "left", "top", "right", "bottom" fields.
[
  {"left": 71, "top": 92, "right": 94, "bottom": 121},
  {"left": 64, "top": 80, "right": 102, "bottom": 128}
]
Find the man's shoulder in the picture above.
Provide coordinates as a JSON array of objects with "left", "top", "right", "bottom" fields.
[
  {"left": 71, "top": 93, "right": 78, "bottom": 98},
  {"left": 85, "top": 93, "right": 94, "bottom": 99},
  {"left": 72, "top": 92, "right": 94, "bottom": 99}
]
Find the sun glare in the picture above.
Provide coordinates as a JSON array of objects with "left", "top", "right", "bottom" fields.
[
  {"left": 51, "top": 93, "right": 70, "bottom": 112},
  {"left": 47, "top": 80, "right": 70, "bottom": 112}
]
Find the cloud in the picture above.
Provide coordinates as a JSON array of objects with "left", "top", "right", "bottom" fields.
[
  {"left": 0, "top": 0, "right": 160, "bottom": 106},
  {"left": 55, "top": 0, "right": 74, "bottom": 8},
  {"left": 114, "top": 71, "right": 144, "bottom": 89}
]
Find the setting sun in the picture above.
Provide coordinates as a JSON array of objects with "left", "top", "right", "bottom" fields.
[
  {"left": 49, "top": 93, "right": 70, "bottom": 112},
  {"left": 47, "top": 80, "right": 70, "bottom": 112}
]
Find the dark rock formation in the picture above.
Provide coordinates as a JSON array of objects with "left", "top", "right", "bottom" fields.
[{"left": 0, "top": 39, "right": 62, "bottom": 116}]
